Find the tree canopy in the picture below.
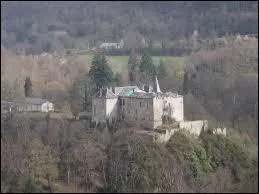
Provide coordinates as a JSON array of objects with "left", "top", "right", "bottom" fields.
[
  {"left": 140, "top": 52, "right": 156, "bottom": 84},
  {"left": 24, "top": 76, "right": 33, "bottom": 97},
  {"left": 128, "top": 51, "right": 140, "bottom": 85},
  {"left": 89, "top": 54, "right": 113, "bottom": 89}
]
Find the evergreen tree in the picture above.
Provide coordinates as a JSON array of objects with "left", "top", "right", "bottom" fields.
[
  {"left": 113, "top": 72, "right": 122, "bottom": 86},
  {"left": 128, "top": 50, "right": 139, "bottom": 85},
  {"left": 140, "top": 52, "right": 156, "bottom": 83},
  {"left": 183, "top": 71, "right": 189, "bottom": 95},
  {"left": 24, "top": 76, "right": 33, "bottom": 97},
  {"left": 157, "top": 59, "right": 167, "bottom": 79},
  {"left": 89, "top": 54, "right": 113, "bottom": 89}
]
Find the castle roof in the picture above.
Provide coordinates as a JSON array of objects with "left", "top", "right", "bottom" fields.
[
  {"left": 94, "top": 84, "right": 183, "bottom": 99},
  {"left": 115, "top": 86, "right": 138, "bottom": 96},
  {"left": 13, "top": 98, "right": 50, "bottom": 105},
  {"left": 121, "top": 91, "right": 182, "bottom": 99},
  {"left": 130, "top": 92, "right": 155, "bottom": 98},
  {"left": 96, "top": 88, "right": 117, "bottom": 98}
]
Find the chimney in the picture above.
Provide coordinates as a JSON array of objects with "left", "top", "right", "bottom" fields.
[{"left": 144, "top": 85, "right": 149, "bottom": 92}]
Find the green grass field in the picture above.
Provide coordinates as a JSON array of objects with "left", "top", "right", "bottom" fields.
[{"left": 76, "top": 54, "right": 190, "bottom": 82}]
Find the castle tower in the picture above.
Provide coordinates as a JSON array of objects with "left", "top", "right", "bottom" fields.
[{"left": 155, "top": 76, "right": 161, "bottom": 93}]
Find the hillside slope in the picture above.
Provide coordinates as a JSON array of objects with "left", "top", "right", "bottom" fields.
[{"left": 1, "top": 115, "right": 258, "bottom": 193}]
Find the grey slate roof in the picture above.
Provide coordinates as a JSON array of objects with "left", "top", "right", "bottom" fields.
[
  {"left": 25, "top": 98, "right": 48, "bottom": 105},
  {"left": 13, "top": 98, "right": 49, "bottom": 105},
  {"left": 130, "top": 92, "right": 155, "bottom": 98},
  {"left": 93, "top": 85, "right": 183, "bottom": 99},
  {"left": 122, "top": 91, "right": 182, "bottom": 99}
]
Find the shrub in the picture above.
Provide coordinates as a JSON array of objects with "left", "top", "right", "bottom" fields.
[
  {"left": 166, "top": 131, "right": 212, "bottom": 179},
  {"left": 24, "top": 176, "right": 40, "bottom": 193}
]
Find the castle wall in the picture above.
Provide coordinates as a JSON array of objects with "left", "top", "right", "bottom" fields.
[
  {"left": 92, "top": 97, "right": 118, "bottom": 124},
  {"left": 154, "top": 128, "right": 178, "bottom": 143},
  {"left": 120, "top": 97, "right": 154, "bottom": 129},
  {"left": 92, "top": 98, "right": 106, "bottom": 123},
  {"left": 105, "top": 98, "right": 118, "bottom": 123},
  {"left": 166, "top": 96, "right": 184, "bottom": 122},
  {"left": 179, "top": 120, "right": 208, "bottom": 136},
  {"left": 153, "top": 97, "right": 163, "bottom": 128},
  {"left": 213, "top": 127, "right": 226, "bottom": 136},
  {"left": 153, "top": 95, "right": 184, "bottom": 129}
]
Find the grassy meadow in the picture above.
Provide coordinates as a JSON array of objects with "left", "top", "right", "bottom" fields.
[{"left": 76, "top": 54, "right": 190, "bottom": 83}]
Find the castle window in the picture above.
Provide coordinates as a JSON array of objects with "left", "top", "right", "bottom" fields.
[
  {"left": 123, "top": 99, "right": 125, "bottom": 105},
  {"left": 147, "top": 102, "right": 148, "bottom": 108},
  {"left": 140, "top": 101, "right": 141, "bottom": 108}
]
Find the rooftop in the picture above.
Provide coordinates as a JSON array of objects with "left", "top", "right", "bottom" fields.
[
  {"left": 13, "top": 98, "right": 49, "bottom": 105},
  {"left": 94, "top": 85, "right": 183, "bottom": 99},
  {"left": 96, "top": 88, "right": 117, "bottom": 98},
  {"left": 115, "top": 86, "right": 138, "bottom": 96},
  {"left": 100, "top": 43, "right": 119, "bottom": 47}
]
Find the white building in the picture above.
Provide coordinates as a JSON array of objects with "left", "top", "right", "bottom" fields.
[
  {"left": 10, "top": 98, "right": 55, "bottom": 112},
  {"left": 99, "top": 40, "right": 124, "bottom": 49}
]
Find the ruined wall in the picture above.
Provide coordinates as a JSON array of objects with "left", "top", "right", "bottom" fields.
[
  {"left": 153, "top": 95, "right": 184, "bottom": 129},
  {"left": 154, "top": 128, "right": 178, "bottom": 143},
  {"left": 92, "top": 97, "right": 118, "bottom": 124},
  {"left": 92, "top": 98, "right": 106, "bottom": 123},
  {"left": 105, "top": 98, "right": 118, "bottom": 123},
  {"left": 179, "top": 120, "right": 208, "bottom": 136},
  {"left": 120, "top": 97, "right": 154, "bottom": 129},
  {"left": 213, "top": 127, "right": 227, "bottom": 136},
  {"left": 153, "top": 97, "right": 163, "bottom": 128},
  {"left": 167, "top": 96, "right": 184, "bottom": 122}
]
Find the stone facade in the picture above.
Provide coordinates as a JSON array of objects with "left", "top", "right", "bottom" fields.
[
  {"left": 153, "top": 94, "right": 184, "bottom": 128},
  {"left": 179, "top": 120, "right": 208, "bottom": 136},
  {"left": 92, "top": 81, "right": 184, "bottom": 129},
  {"left": 92, "top": 97, "right": 118, "bottom": 124},
  {"left": 91, "top": 79, "right": 221, "bottom": 136},
  {"left": 119, "top": 96, "right": 154, "bottom": 129},
  {"left": 213, "top": 127, "right": 227, "bottom": 135}
]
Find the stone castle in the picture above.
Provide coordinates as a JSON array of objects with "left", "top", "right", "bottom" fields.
[
  {"left": 92, "top": 78, "right": 184, "bottom": 129},
  {"left": 92, "top": 77, "right": 226, "bottom": 139}
]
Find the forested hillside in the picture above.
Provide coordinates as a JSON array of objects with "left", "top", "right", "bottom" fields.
[
  {"left": 1, "top": 115, "right": 258, "bottom": 192},
  {"left": 1, "top": 1, "right": 258, "bottom": 54},
  {"left": 1, "top": 1, "right": 258, "bottom": 193}
]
